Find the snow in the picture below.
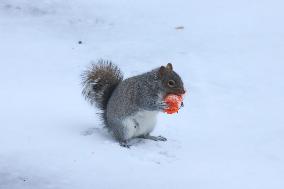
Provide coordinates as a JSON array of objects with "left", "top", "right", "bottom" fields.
[{"left": 0, "top": 0, "right": 284, "bottom": 188}]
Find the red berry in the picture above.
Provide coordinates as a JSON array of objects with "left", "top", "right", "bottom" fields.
[{"left": 164, "top": 94, "right": 183, "bottom": 114}]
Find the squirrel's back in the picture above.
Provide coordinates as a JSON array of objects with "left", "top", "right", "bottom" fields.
[{"left": 106, "top": 71, "right": 156, "bottom": 118}]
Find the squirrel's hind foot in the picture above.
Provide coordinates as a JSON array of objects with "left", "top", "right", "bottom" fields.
[{"left": 139, "top": 135, "right": 167, "bottom": 142}]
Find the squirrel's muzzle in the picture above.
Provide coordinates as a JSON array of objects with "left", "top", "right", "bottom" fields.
[{"left": 176, "top": 88, "right": 186, "bottom": 95}]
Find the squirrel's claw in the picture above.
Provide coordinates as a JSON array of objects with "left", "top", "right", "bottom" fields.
[{"left": 156, "top": 135, "right": 167, "bottom": 141}]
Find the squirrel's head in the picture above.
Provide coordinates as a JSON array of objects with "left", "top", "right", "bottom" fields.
[{"left": 158, "top": 63, "right": 185, "bottom": 96}]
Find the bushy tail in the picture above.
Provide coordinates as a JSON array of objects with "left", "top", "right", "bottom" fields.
[{"left": 81, "top": 60, "right": 123, "bottom": 110}]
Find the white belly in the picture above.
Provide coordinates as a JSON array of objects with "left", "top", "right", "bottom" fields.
[{"left": 122, "top": 110, "right": 159, "bottom": 140}]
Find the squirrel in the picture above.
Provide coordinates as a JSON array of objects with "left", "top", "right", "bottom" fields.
[{"left": 81, "top": 60, "right": 185, "bottom": 147}]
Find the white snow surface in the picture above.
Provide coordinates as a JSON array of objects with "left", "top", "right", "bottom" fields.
[{"left": 0, "top": 0, "right": 284, "bottom": 188}]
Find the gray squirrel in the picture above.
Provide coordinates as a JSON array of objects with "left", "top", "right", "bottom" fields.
[{"left": 81, "top": 60, "right": 185, "bottom": 147}]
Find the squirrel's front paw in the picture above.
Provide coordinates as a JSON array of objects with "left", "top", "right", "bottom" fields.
[
  {"left": 156, "top": 101, "right": 169, "bottom": 111},
  {"left": 119, "top": 141, "right": 131, "bottom": 148}
]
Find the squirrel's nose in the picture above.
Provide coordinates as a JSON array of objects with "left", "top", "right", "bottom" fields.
[
  {"left": 180, "top": 89, "right": 186, "bottom": 94},
  {"left": 175, "top": 88, "right": 186, "bottom": 95}
]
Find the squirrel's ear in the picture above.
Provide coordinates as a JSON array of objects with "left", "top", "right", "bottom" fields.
[
  {"left": 159, "top": 66, "right": 166, "bottom": 77},
  {"left": 166, "top": 63, "right": 173, "bottom": 71}
]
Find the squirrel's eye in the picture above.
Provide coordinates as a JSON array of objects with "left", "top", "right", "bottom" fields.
[{"left": 168, "top": 80, "right": 175, "bottom": 87}]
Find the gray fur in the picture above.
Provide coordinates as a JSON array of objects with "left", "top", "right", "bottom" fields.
[
  {"left": 81, "top": 60, "right": 123, "bottom": 110},
  {"left": 82, "top": 60, "right": 185, "bottom": 144}
]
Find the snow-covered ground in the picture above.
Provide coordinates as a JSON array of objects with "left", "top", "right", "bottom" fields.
[{"left": 1, "top": 0, "right": 284, "bottom": 188}]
